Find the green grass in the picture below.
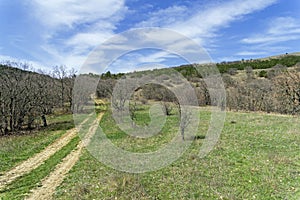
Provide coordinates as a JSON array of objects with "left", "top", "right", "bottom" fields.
[
  {"left": 101, "top": 106, "right": 181, "bottom": 153},
  {"left": 46, "top": 114, "right": 74, "bottom": 131},
  {"left": 0, "top": 136, "right": 80, "bottom": 200},
  {"left": 54, "top": 107, "right": 300, "bottom": 199},
  {"left": 0, "top": 114, "right": 73, "bottom": 173}
]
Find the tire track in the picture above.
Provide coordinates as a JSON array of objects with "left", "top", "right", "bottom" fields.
[
  {"left": 26, "top": 113, "right": 103, "bottom": 200},
  {"left": 0, "top": 114, "right": 92, "bottom": 190}
]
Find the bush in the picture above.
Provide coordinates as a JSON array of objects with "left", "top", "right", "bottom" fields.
[
  {"left": 258, "top": 70, "right": 267, "bottom": 78},
  {"left": 227, "top": 68, "right": 238, "bottom": 75}
]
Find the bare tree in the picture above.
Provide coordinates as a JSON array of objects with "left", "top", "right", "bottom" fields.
[
  {"left": 53, "top": 66, "right": 77, "bottom": 112},
  {"left": 96, "top": 79, "right": 116, "bottom": 98},
  {"left": 161, "top": 101, "right": 174, "bottom": 116},
  {"left": 179, "top": 108, "right": 192, "bottom": 140},
  {"left": 64, "top": 68, "right": 77, "bottom": 111},
  {"left": 129, "top": 100, "right": 137, "bottom": 127},
  {"left": 273, "top": 70, "right": 300, "bottom": 114},
  {"left": 53, "top": 65, "right": 67, "bottom": 110},
  {"left": 0, "top": 63, "right": 64, "bottom": 134},
  {"left": 72, "top": 74, "right": 96, "bottom": 113}
]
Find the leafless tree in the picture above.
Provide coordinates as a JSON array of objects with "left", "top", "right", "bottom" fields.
[
  {"left": 0, "top": 63, "right": 68, "bottom": 134},
  {"left": 52, "top": 66, "right": 76, "bottom": 112},
  {"left": 72, "top": 74, "right": 96, "bottom": 113},
  {"left": 53, "top": 65, "right": 67, "bottom": 110},
  {"left": 273, "top": 70, "right": 300, "bottom": 114},
  {"left": 96, "top": 79, "right": 116, "bottom": 98},
  {"left": 179, "top": 108, "right": 192, "bottom": 140}
]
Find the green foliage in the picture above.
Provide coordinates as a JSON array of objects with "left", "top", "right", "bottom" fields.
[
  {"left": 99, "top": 107, "right": 179, "bottom": 152},
  {"left": 82, "top": 55, "right": 300, "bottom": 80},
  {"left": 258, "top": 70, "right": 268, "bottom": 78},
  {"left": 216, "top": 55, "right": 300, "bottom": 73},
  {"left": 0, "top": 137, "right": 80, "bottom": 200},
  {"left": 121, "top": 55, "right": 300, "bottom": 78},
  {"left": 0, "top": 114, "right": 73, "bottom": 172},
  {"left": 174, "top": 64, "right": 201, "bottom": 78},
  {"left": 100, "top": 71, "right": 125, "bottom": 79},
  {"left": 54, "top": 109, "right": 300, "bottom": 199},
  {"left": 0, "top": 130, "right": 65, "bottom": 173}
]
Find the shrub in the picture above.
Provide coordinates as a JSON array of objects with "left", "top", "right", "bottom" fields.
[{"left": 258, "top": 70, "right": 267, "bottom": 78}]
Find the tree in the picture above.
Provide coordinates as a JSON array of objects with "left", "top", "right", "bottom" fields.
[
  {"left": 267, "top": 64, "right": 287, "bottom": 79},
  {"left": 179, "top": 108, "right": 192, "bottom": 140},
  {"left": 0, "top": 63, "right": 67, "bottom": 134},
  {"left": 53, "top": 65, "right": 67, "bottom": 110},
  {"left": 72, "top": 74, "right": 96, "bottom": 113},
  {"left": 273, "top": 70, "right": 300, "bottom": 114},
  {"left": 245, "top": 66, "right": 254, "bottom": 80},
  {"left": 96, "top": 79, "right": 116, "bottom": 98},
  {"left": 64, "top": 69, "right": 77, "bottom": 111},
  {"left": 53, "top": 66, "right": 76, "bottom": 112},
  {"left": 31, "top": 73, "right": 59, "bottom": 127}
]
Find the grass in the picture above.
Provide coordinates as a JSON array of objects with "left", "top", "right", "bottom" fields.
[
  {"left": 46, "top": 114, "right": 74, "bottom": 131},
  {"left": 101, "top": 106, "right": 181, "bottom": 153},
  {"left": 54, "top": 106, "right": 300, "bottom": 199},
  {"left": 0, "top": 114, "right": 73, "bottom": 173},
  {"left": 0, "top": 136, "right": 80, "bottom": 200}
]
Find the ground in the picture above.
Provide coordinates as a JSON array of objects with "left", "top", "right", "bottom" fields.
[{"left": 0, "top": 103, "right": 299, "bottom": 199}]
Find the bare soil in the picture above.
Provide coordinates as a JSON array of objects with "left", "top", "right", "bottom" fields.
[
  {"left": 0, "top": 116, "right": 91, "bottom": 190},
  {"left": 26, "top": 113, "right": 103, "bottom": 200}
]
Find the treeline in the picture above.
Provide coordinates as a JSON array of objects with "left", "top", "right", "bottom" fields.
[
  {"left": 173, "top": 55, "right": 300, "bottom": 77},
  {"left": 96, "top": 59, "right": 300, "bottom": 115},
  {"left": 102, "top": 55, "right": 300, "bottom": 79},
  {"left": 0, "top": 64, "right": 76, "bottom": 135},
  {"left": 224, "top": 65, "right": 300, "bottom": 114},
  {"left": 216, "top": 55, "right": 300, "bottom": 73}
]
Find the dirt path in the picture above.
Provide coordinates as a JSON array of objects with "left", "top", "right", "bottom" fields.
[
  {"left": 0, "top": 115, "right": 92, "bottom": 190},
  {"left": 26, "top": 113, "right": 103, "bottom": 200}
]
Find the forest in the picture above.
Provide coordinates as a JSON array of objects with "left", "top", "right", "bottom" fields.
[{"left": 0, "top": 64, "right": 76, "bottom": 134}]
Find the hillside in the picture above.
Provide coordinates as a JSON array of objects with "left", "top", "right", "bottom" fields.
[
  {"left": 97, "top": 54, "right": 300, "bottom": 116},
  {"left": 258, "top": 52, "right": 300, "bottom": 60},
  {"left": 1, "top": 53, "right": 300, "bottom": 135},
  {"left": 99, "top": 54, "right": 300, "bottom": 79},
  {"left": 0, "top": 55, "right": 299, "bottom": 199}
]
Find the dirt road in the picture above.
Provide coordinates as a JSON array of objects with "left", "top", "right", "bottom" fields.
[
  {"left": 26, "top": 113, "right": 103, "bottom": 200},
  {"left": 0, "top": 115, "right": 92, "bottom": 190}
]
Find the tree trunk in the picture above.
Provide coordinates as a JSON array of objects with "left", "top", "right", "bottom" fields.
[
  {"left": 27, "top": 115, "right": 34, "bottom": 130},
  {"left": 181, "top": 127, "right": 185, "bottom": 140},
  {"left": 41, "top": 114, "right": 47, "bottom": 127}
]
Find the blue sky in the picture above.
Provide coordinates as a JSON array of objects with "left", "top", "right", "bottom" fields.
[{"left": 0, "top": 0, "right": 300, "bottom": 73}]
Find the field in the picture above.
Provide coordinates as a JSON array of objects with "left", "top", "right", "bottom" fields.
[
  {"left": 0, "top": 104, "right": 299, "bottom": 199},
  {"left": 55, "top": 107, "right": 300, "bottom": 199}
]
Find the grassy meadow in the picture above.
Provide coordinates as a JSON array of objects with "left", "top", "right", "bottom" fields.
[
  {"left": 0, "top": 114, "right": 73, "bottom": 173},
  {"left": 52, "top": 105, "right": 300, "bottom": 199}
]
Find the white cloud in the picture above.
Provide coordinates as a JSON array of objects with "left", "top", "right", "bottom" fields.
[
  {"left": 30, "top": 0, "right": 126, "bottom": 30},
  {"left": 135, "top": 0, "right": 278, "bottom": 44},
  {"left": 96, "top": 46, "right": 189, "bottom": 74},
  {"left": 122, "top": 0, "right": 277, "bottom": 68},
  {"left": 0, "top": 54, "right": 50, "bottom": 72},
  {"left": 24, "top": 0, "right": 279, "bottom": 72},
  {"left": 236, "top": 51, "right": 267, "bottom": 56},
  {"left": 241, "top": 16, "right": 300, "bottom": 45},
  {"left": 268, "top": 17, "right": 300, "bottom": 35},
  {"left": 218, "top": 56, "right": 242, "bottom": 62},
  {"left": 136, "top": 5, "right": 188, "bottom": 28},
  {"left": 242, "top": 35, "right": 300, "bottom": 44},
  {"left": 66, "top": 32, "right": 112, "bottom": 53},
  {"left": 27, "top": 0, "right": 128, "bottom": 69},
  {"left": 104, "top": 51, "right": 172, "bottom": 73}
]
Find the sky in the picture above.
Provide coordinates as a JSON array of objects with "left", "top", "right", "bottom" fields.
[{"left": 0, "top": 0, "right": 300, "bottom": 73}]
